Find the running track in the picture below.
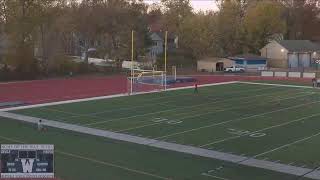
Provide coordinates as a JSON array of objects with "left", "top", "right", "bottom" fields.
[{"left": 0, "top": 75, "right": 312, "bottom": 105}]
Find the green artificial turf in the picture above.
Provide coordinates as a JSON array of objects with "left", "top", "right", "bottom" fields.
[
  {"left": 0, "top": 117, "right": 307, "bottom": 180},
  {"left": 6, "top": 82, "right": 320, "bottom": 179}
]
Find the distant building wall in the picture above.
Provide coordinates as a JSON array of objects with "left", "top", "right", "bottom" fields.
[
  {"left": 197, "top": 57, "right": 233, "bottom": 72},
  {"left": 260, "top": 41, "right": 288, "bottom": 68},
  {"left": 267, "top": 58, "right": 288, "bottom": 68}
]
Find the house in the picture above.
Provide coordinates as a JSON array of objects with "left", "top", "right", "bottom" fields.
[
  {"left": 260, "top": 40, "right": 320, "bottom": 68},
  {"left": 147, "top": 32, "right": 178, "bottom": 63},
  {"left": 228, "top": 54, "right": 267, "bottom": 71},
  {"left": 197, "top": 57, "right": 234, "bottom": 72}
]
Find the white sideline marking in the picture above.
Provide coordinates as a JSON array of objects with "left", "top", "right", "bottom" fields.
[
  {"left": 239, "top": 81, "right": 313, "bottom": 89},
  {"left": 305, "top": 167, "right": 320, "bottom": 180},
  {"left": 237, "top": 130, "right": 320, "bottom": 180},
  {"left": 2, "top": 112, "right": 320, "bottom": 179},
  {"left": 201, "top": 173, "right": 230, "bottom": 180},
  {"left": 1, "top": 81, "right": 239, "bottom": 112},
  {"left": 84, "top": 86, "right": 294, "bottom": 127},
  {"left": 250, "top": 131, "right": 320, "bottom": 159},
  {"left": 152, "top": 98, "right": 320, "bottom": 141},
  {"left": 116, "top": 90, "right": 311, "bottom": 133},
  {"left": 0, "top": 135, "right": 169, "bottom": 180},
  {"left": 199, "top": 113, "right": 320, "bottom": 147}
]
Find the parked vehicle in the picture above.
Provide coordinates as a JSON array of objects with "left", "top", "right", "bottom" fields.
[{"left": 224, "top": 65, "right": 245, "bottom": 72}]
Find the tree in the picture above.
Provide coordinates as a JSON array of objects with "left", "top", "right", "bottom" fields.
[
  {"left": 279, "top": 0, "right": 320, "bottom": 40},
  {"left": 243, "top": 1, "right": 286, "bottom": 53},
  {"left": 70, "top": 0, "right": 151, "bottom": 61},
  {"left": 179, "top": 12, "right": 217, "bottom": 58},
  {"left": 215, "top": 0, "right": 244, "bottom": 56},
  {"left": 2, "top": 0, "right": 42, "bottom": 77},
  {"left": 161, "top": 0, "right": 193, "bottom": 33}
]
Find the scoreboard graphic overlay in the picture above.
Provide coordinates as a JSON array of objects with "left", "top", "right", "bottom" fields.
[{"left": 0, "top": 144, "right": 54, "bottom": 178}]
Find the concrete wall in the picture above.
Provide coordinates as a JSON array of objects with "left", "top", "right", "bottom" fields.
[
  {"left": 261, "top": 71, "right": 274, "bottom": 77},
  {"left": 260, "top": 41, "right": 288, "bottom": 68},
  {"left": 274, "top": 72, "right": 287, "bottom": 77},
  {"left": 197, "top": 61, "right": 216, "bottom": 72},
  {"left": 303, "top": 72, "right": 316, "bottom": 78},
  {"left": 262, "top": 71, "right": 316, "bottom": 79},
  {"left": 288, "top": 72, "right": 301, "bottom": 78}
]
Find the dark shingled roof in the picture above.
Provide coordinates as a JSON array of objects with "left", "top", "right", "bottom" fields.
[
  {"left": 278, "top": 40, "right": 320, "bottom": 52},
  {"left": 229, "top": 53, "right": 266, "bottom": 61}
]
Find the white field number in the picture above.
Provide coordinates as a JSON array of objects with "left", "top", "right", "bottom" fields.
[
  {"left": 152, "top": 118, "right": 182, "bottom": 125},
  {"left": 228, "top": 128, "right": 266, "bottom": 138}
]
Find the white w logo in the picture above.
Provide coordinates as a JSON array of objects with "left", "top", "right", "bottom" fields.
[{"left": 21, "top": 159, "right": 34, "bottom": 173}]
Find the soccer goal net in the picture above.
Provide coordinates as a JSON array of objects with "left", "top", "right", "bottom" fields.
[{"left": 128, "top": 69, "right": 166, "bottom": 94}]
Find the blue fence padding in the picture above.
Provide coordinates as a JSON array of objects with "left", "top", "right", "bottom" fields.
[
  {"left": 246, "top": 60, "right": 267, "bottom": 65},
  {"left": 235, "top": 60, "right": 244, "bottom": 64}
]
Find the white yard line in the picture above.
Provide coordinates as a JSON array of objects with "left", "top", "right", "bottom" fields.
[
  {"left": 201, "top": 173, "right": 230, "bottom": 180},
  {"left": 116, "top": 91, "right": 311, "bottom": 133},
  {"left": 0, "top": 112, "right": 319, "bottom": 179},
  {"left": 152, "top": 99, "right": 320, "bottom": 141},
  {"left": 0, "top": 135, "right": 169, "bottom": 180},
  {"left": 42, "top": 99, "right": 176, "bottom": 121},
  {"left": 57, "top": 151, "right": 170, "bottom": 180},
  {"left": 45, "top": 84, "right": 279, "bottom": 122},
  {"left": 236, "top": 130, "right": 320, "bottom": 180},
  {"left": 1, "top": 81, "right": 239, "bottom": 112},
  {"left": 239, "top": 81, "right": 313, "bottom": 89},
  {"left": 84, "top": 86, "right": 293, "bottom": 127},
  {"left": 302, "top": 167, "right": 320, "bottom": 180},
  {"left": 199, "top": 113, "right": 320, "bottom": 147},
  {"left": 249, "top": 131, "right": 320, "bottom": 159}
]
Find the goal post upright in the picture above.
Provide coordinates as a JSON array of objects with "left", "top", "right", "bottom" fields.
[
  {"left": 172, "top": 66, "right": 176, "bottom": 81},
  {"left": 164, "top": 31, "right": 168, "bottom": 91},
  {"left": 130, "top": 30, "right": 134, "bottom": 95}
]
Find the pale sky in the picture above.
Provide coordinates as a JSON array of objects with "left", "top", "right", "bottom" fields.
[{"left": 143, "top": 0, "right": 218, "bottom": 12}]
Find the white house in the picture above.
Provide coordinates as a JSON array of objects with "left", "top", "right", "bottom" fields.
[{"left": 147, "top": 32, "right": 178, "bottom": 63}]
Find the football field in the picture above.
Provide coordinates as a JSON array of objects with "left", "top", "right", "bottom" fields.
[{"left": 2, "top": 81, "right": 320, "bottom": 179}]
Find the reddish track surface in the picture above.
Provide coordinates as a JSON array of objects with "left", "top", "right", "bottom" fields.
[
  {"left": 0, "top": 76, "right": 127, "bottom": 104},
  {"left": 0, "top": 75, "right": 312, "bottom": 106}
]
